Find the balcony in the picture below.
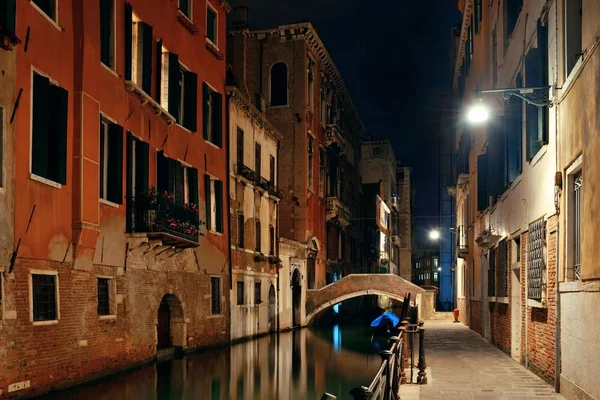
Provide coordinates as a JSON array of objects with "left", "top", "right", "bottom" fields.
[
  {"left": 235, "top": 163, "right": 256, "bottom": 183},
  {"left": 254, "top": 175, "right": 270, "bottom": 192},
  {"left": 456, "top": 225, "right": 468, "bottom": 258},
  {"left": 325, "top": 197, "right": 350, "bottom": 227},
  {"left": 128, "top": 194, "right": 200, "bottom": 248},
  {"left": 325, "top": 124, "right": 347, "bottom": 154},
  {"left": 268, "top": 182, "right": 284, "bottom": 200}
]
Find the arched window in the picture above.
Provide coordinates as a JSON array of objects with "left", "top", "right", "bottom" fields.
[{"left": 270, "top": 62, "right": 288, "bottom": 106}]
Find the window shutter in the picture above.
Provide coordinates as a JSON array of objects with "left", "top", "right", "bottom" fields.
[
  {"left": 212, "top": 91, "right": 222, "bottom": 147},
  {"left": 188, "top": 167, "right": 199, "bottom": 206},
  {"left": 214, "top": 179, "right": 223, "bottom": 233},
  {"left": 32, "top": 74, "right": 50, "bottom": 179},
  {"left": 124, "top": 3, "right": 133, "bottom": 81},
  {"left": 537, "top": 19, "right": 549, "bottom": 146},
  {"left": 174, "top": 162, "right": 183, "bottom": 204},
  {"left": 107, "top": 123, "right": 124, "bottom": 204},
  {"left": 126, "top": 132, "right": 134, "bottom": 232},
  {"left": 167, "top": 157, "right": 175, "bottom": 195},
  {"left": 1, "top": 0, "right": 16, "bottom": 32},
  {"left": 506, "top": 94, "right": 523, "bottom": 183},
  {"left": 141, "top": 23, "right": 153, "bottom": 94},
  {"left": 135, "top": 140, "right": 149, "bottom": 195},
  {"left": 155, "top": 39, "right": 162, "bottom": 102},
  {"left": 50, "top": 85, "right": 69, "bottom": 185},
  {"left": 477, "top": 153, "right": 488, "bottom": 212},
  {"left": 487, "top": 119, "right": 506, "bottom": 198},
  {"left": 183, "top": 71, "right": 197, "bottom": 131},
  {"left": 156, "top": 150, "right": 168, "bottom": 194},
  {"left": 168, "top": 52, "right": 180, "bottom": 120},
  {"left": 202, "top": 83, "right": 210, "bottom": 140},
  {"left": 100, "top": 0, "right": 111, "bottom": 65},
  {"left": 204, "top": 174, "right": 212, "bottom": 230},
  {"left": 525, "top": 48, "right": 542, "bottom": 160}
]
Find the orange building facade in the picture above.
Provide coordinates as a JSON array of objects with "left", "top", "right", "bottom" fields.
[{"left": 0, "top": 0, "right": 230, "bottom": 397}]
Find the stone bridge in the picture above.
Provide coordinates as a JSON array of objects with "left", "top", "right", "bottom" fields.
[{"left": 305, "top": 274, "right": 430, "bottom": 324}]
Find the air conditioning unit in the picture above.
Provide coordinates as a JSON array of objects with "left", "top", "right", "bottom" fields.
[{"left": 391, "top": 235, "right": 400, "bottom": 244}]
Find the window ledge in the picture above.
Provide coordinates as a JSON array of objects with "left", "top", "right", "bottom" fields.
[
  {"left": 527, "top": 298, "right": 547, "bottom": 308},
  {"left": 100, "top": 198, "right": 120, "bottom": 208},
  {"left": 205, "top": 140, "right": 222, "bottom": 150},
  {"left": 30, "top": 2, "right": 62, "bottom": 32},
  {"left": 529, "top": 145, "right": 548, "bottom": 168},
  {"left": 493, "top": 296, "right": 509, "bottom": 304},
  {"left": 205, "top": 38, "right": 223, "bottom": 60},
  {"left": 561, "top": 56, "right": 584, "bottom": 94},
  {"left": 207, "top": 314, "right": 223, "bottom": 319},
  {"left": 30, "top": 173, "right": 62, "bottom": 189},
  {"left": 101, "top": 62, "right": 119, "bottom": 78},
  {"left": 210, "top": 230, "right": 223, "bottom": 237},
  {"left": 125, "top": 81, "right": 176, "bottom": 125},
  {"left": 560, "top": 280, "right": 600, "bottom": 293},
  {"left": 33, "top": 320, "right": 59, "bottom": 326},
  {"left": 99, "top": 315, "right": 117, "bottom": 320},
  {"left": 177, "top": 12, "right": 199, "bottom": 35}
]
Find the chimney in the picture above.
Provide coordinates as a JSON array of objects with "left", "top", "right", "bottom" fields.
[{"left": 231, "top": 6, "right": 249, "bottom": 29}]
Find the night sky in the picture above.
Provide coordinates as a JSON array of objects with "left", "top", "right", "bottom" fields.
[{"left": 228, "top": 0, "right": 461, "bottom": 237}]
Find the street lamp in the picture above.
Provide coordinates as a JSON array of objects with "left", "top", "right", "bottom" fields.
[
  {"left": 429, "top": 230, "right": 440, "bottom": 240},
  {"left": 466, "top": 86, "right": 553, "bottom": 124},
  {"left": 466, "top": 98, "right": 489, "bottom": 123}
]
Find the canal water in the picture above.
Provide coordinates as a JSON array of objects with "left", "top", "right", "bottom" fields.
[{"left": 38, "top": 324, "right": 391, "bottom": 400}]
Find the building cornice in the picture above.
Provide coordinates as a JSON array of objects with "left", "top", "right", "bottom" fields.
[
  {"left": 226, "top": 86, "right": 282, "bottom": 143},
  {"left": 231, "top": 22, "right": 366, "bottom": 136},
  {"left": 452, "top": 0, "right": 474, "bottom": 89}
]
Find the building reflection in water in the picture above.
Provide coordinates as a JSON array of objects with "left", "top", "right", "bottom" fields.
[{"left": 38, "top": 326, "right": 385, "bottom": 400}]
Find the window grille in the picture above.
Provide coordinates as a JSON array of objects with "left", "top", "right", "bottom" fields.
[
  {"left": 97, "top": 278, "right": 111, "bottom": 316},
  {"left": 211, "top": 277, "right": 221, "bottom": 314},
  {"left": 32, "top": 274, "right": 57, "bottom": 321},
  {"left": 527, "top": 218, "right": 546, "bottom": 301},
  {"left": 497, "top": 240, "right": 508, "bottom": 297},
  {"left": 254, "top": 282, "right": 261, "bottom": 304},
  {"left": 573, "top": 172, "right": 582, "bottom": 280},
  {"left": 488, "top": 247, "right": 496, "bottom": 297},
  {"left": 237, "top": 281, "right": 244, "bottom": 305}
]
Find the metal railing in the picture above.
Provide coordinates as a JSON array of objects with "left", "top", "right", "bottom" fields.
[
  {"left": 456, "top": 225, "right": 468, "bottom": 255},
  {"left": 235, "top": 163, "right": 256, "bottom": 182}
]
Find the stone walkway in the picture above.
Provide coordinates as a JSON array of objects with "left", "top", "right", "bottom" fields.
[{"left": 399, "top": 318, "right": 565, "bottom": 400}]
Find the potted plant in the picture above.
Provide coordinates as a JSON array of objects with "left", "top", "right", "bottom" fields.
[{"left": 254, "top": 253, "right": 267, "bottom": 262}]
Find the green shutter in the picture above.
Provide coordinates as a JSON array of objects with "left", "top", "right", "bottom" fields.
[
  {"left": 167, "top": 158, "right": 175, "bottom": 195},
  {"left": 124, "top": 3, "right": 132, "bottom": 81},
  {"left": 525, "top": 48, "right": 542, "bottom": 160},
  {"left": 107, "top": 123, "right": 123, "bottom": 204},
  {"left": 136, "top": 140, "right": 149, "bottom": 195},
  {"left": 205, "top": 174, "right": 212, "bottom": 230},
  {"left": 100, "top": 0, "right": 111, "bottom": 66},
  {"left": 214, "top": 179, "right": 223, "bottom": 233},
  {"left": 188, "top": 167, "right": 199, "bottom": 206},
  {"left": 168, "top": 52, "right": 180, "bottom": 120},
  {"left": 537, "top": 19, "right": 549, "bottom": 146},
  {"left": 126, "top": 132, "right": 134, "bottom": 232},
  {"left": 212, "top": 91, "right": 222, "bottom": 147},
  {"left": 155, "top": 39, "right": 162, "bottom": 102},
  {"left": 50, "top": 84, "right": 69, "bottom": 185},
  {"left": 183, "top": 71, "right": 197, "bottom": 131},
  {"left": 174, "top": 162, "right": 183, "bottom": 204},
  {"left": 31, "top": 73, "right": 50, "bottom": 179},
  {"left": 2, "top": 0, "right": 16, "bottom": 33},
  {"left": 202, "top": 83, "right": 210, "bottom": 139},
  {"left": 157, "top": 150, "right": 168, "bottom": 194},
  {"left": 477, "top": 153, "right": 488, "bottom": 212},
  {"left": 141, "top": 23, "right": 153, "bottom": 94}
]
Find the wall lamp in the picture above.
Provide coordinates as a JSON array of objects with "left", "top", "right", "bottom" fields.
[{"left": 467, "top": 86, "right": 553, "bottom": 124}]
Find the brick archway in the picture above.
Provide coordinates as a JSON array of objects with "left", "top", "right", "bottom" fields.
[{"left": 305, "top": 274, "right": 425, "bottom": 324}]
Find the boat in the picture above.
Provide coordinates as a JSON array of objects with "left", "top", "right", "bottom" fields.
[{"left": 370, "top": 311, "right": 400, "bottom": 335}]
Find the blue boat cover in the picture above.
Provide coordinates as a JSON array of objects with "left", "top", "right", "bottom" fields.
[{"left": 370, "top": 312, "right": 400, "bottom": 329}]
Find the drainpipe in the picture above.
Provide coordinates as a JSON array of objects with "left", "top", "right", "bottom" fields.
[
  {"left": 226, "top": 94, "right": 233, "bottom": 290},
  {"left": 553, "top": 1, "right": 561, "bottom": 391},
  {"left": 276, "top": 140, "right": 281, "bottom": 333}
]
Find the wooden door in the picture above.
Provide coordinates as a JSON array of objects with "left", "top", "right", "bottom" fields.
[{"left": 157, "top": 299, "right": 171, "bottom": 349}]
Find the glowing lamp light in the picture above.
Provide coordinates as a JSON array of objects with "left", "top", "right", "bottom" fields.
[
  {"left": 467, "top": 99, "right": 490, "bottom": 123},
  {"left": 429, "top": 230, "right": 440, "bottom": 240},
  {"left": 438, "top": 267, "right": 442, "bottom": 272}
]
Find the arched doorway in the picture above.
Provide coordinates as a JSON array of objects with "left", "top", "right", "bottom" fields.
[
  {"left": 307, "top": 239, "right": 319, "bottom": 289},
  {"left": 157, "top": 294, "right": 185, "bottom": 350},
  {"left": 291, "top": 269, "right": 302, "bottom": 327},
  {"left": 268, "top": 284, "right": 276, "bottom": 332}
]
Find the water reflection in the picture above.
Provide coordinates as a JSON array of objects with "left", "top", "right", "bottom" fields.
[{"left": 38, "top": 325, "right": 389, "bottom": 400}]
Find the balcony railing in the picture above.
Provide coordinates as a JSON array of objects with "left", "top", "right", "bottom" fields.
[
  {"left": 255, "top": 175, "right": 270, "bottom": 192},
  {"left": 128, "top": 195, "right": 200, "bottom": 247},
  {"left": 268, "top": 182, "right": 284, "bottom": 199},
  {"left": 456, "top": 225, "right": 468, "bottom": 258},
  {"left": 325, "top": 124, "right": 347, "bottom": 154},
  {"left": 235, "top": 163, "right": 256, "bottom": 182},
  {"left": 325, "top": 197, "right": 350, "bottom": 227}
]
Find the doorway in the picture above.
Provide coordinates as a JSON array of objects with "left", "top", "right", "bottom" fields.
[
  {"left": 157, "top": 294, "right": 185, "bottom": 350},
  {"left": 291, "top": 269, "right": 301, "bottom": 327},
  {"left": 268, "top": 284, "right": 276, "bottom": 332},
  {"left": 157, "top": 297, "right": 171, "bottom": 349}
]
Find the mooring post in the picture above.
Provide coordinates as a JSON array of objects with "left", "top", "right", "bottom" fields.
[
  {"left": 349, "top": 386, "right": 373, "bottom": 400},
  {"left": 389, "top": 336, "right": 400, "bottom": 395},
  {"left": 417, "top": 326, "right": 427, "bottom": 384}
]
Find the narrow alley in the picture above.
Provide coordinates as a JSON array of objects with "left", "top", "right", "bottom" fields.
[{"left": 400, "top": 317, "right": 565, "bottom": 400}]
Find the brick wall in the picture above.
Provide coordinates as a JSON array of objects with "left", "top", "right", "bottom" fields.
[
  {"left": 470, "top": 300, "right": 482, "bottom": 336},
  {"left": 490, "top": 243, "right": 511, "bottom": 354}
]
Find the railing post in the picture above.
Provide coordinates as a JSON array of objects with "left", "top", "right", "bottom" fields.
[
  {"left": 399, "top": 321, "right": 408, "bottom": 384},
  {"left": 389, "top": 336, "right": 400, "bottom": 397},
  {"left": 350, "top": 386, "right": 373, "bottom": 400},
  {"left": 379, "top": 350, "right": 393, "bottom": 400},
  {"left": 417, "top": 326, "right": 427, "bottom": 384}
]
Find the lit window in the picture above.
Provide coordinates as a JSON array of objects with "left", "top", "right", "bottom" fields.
[
  {"left": 159, "top": 48, "right": 198, "bottom": 131},
  {"left": 126, "top": 8, "right": 153, "bottom": 94},
  {"left": 205, "top": 175, "right": 223, "bottom": 233}
]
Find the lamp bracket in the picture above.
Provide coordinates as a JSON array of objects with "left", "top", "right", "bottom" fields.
[{"left": 476, "top": 86, "right": 553, "bottom": 108}]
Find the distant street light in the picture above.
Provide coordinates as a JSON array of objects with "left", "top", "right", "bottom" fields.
[
  {"left": 438, "top": 267, "right": 442, "bottom": 272},
  {"left": 429, "top": 230, "right": 440, "bottom": 240},
  {"left": 466, "top": 99, "right": 489, "bottom": 123}
]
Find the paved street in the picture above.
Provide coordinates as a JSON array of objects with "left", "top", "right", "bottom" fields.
[{"left": 399, "top": 317, "right": 565, "bottom": 400}]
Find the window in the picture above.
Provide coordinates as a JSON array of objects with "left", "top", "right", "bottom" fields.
[
  {"left": 97, "top": 278, "right": 115, "bottom": 316},
  {"left": 477, "top": 153, "right": 488, "bottom": 211},
  {"left": 255, "top": 220, "right": 261, "bottom": 252},
  {"left": 157, "top": 151, "right": 198, "bottom": 206},
  {"left": 237, "top": 128, "right": 244, "bottom": 166},
  {"left": 100, "top": 0, "right": 115, "bottom": 69},
  {"left": 203, "top": 83, "right": 223, "bottom": 146},
  {"left": 307, "top": 58, "right": 315, "bottom": 109},
  {"left": 125, "top": 6, "right": 153, "bottom": 94},
  {"left": 31, "top": 273, "right": 58, "bottom": 322},
  {"left": 504, "top": 0, "right": 523, "bottom": 51},
  {"left": 254, "top": 282, "right": 261, "bottom": 304},
  {"left": 158, "top": 49, "right": 198, "bottom": 131},
  {"left": 99, "top": 117, "right": 124, "bottom": 204},
  {"left": 308, "top": 136, "right": 314, "bottom": 190},
  {"left": 179, "top": 0, "right": 192, "bottom": 20},
  {"left": 270, "top": 62, "right": 288, "bottom": 107},
  {"left": 211, "top": 277, "right": 221, "bottom": 314},
  {"left": 32, "top": 0, "right": 57, "bottom": 21},
  {"left": 527, "top": 218, "right": 546, "bottom": 302},
  {"left": 506, "top": 73, "right": 523, "bottom": 182},
  {"left": 269, "top": 225, "right": 275, "bottom": 256},
  {"left": 269, "top": 155, "right": 275, "bottom": 184},
  {"left": 0, "top": 0, "right": 17, "bottom": 34},
  {"left": 474, "top": 0, "right": 482, "bottom": 34},
  {"left": 31, "top": 72, "right": 68, "bottom": 185},
  {"left": 319, "top": 148, "right": 325, "bottom": 197},
  {"left": 565, "top": 0, "right": 582, "bottom": 77},
  {"left": 237, "top": 214, "right": 245, "bottom": 248},
  {"left": 206, "top": 3, "right": 217, "bottom": 45},
  {"left": 205, "top": 175, "right": 223, "bottom": 233},
  {"left": 525, "top": 22, "right": 548, "bottom": 161},
  {"left": 568, "top": 167, "right": 582, "bottom": 281},
  {"left": 255, "top": 142, "right": 261, "bottom": 177},
  {"left": 237, "top": 281, "right": 244, "bottom": 305},
  {"left": 372, "top": 147, "right": 382, "bottom": 157},
  {"left": 465, "top": 19, "right": 473, "bottom": 74},
  {"left": 497, "top": 240, "right": 508, "bottom": 297},
  {"left": 488, "top": 247, "right": 496, "bottom": 297}
]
